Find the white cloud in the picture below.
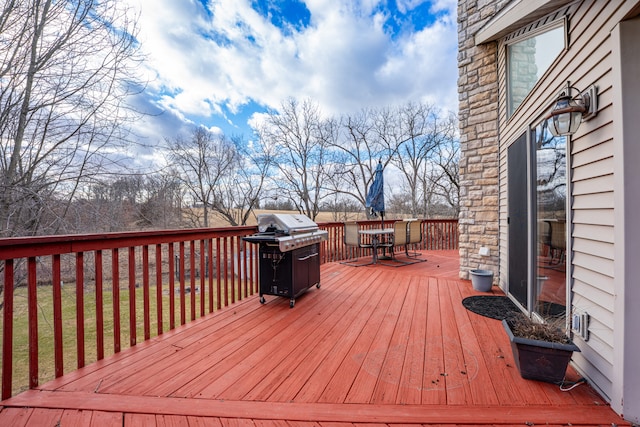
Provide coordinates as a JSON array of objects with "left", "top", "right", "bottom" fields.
[{"left": 123, "top": 0, "right": 458, "bottom": 140}]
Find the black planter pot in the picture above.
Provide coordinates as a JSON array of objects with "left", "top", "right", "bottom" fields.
[{"left": 502, "top": 319, "right": 580, "bottom": 384}]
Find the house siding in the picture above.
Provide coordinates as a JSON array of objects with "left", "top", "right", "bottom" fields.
[
  {"left": 496, "top": 0, "right": 623, "bottom": 401},
  {"left": 459, "top": 0, "right": 640, "bottom": 420}
]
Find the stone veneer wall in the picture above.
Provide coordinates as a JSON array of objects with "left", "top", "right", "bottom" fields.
[{"left": 456, "top": 0, "right": 505, "bottom": 280}]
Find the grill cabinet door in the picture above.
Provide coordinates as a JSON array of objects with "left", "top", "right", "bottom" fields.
[
  {"left": 258, "top": 246, "right": 292, "bottom": 297},
  {"left": 293, "top": 243, "right": 320, "bottom": 297}
]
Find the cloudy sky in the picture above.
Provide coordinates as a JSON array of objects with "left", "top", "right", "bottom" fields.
[{"left": 124, "top": 0, "right": 458, "bottom": 152}]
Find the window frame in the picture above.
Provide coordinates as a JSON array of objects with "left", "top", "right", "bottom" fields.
[{"left": 505, "top": 17, "right": 568, "bottom": 118}]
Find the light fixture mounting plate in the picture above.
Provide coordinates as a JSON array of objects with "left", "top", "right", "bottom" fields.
[{"left": 582, "top": 84, "right": 598, "bottom": 121}]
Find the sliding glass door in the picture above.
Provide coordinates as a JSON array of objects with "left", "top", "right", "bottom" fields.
[{"left": 507, "top": 123, "right": 567, "bottom": 321}]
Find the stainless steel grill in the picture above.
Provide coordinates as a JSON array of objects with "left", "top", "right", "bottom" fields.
[
  {"left": 245, "top": 213, "right": 328, "bottom": 252},
  {"left": 243, "top": 214, "right": 327, "bottom": 307}
]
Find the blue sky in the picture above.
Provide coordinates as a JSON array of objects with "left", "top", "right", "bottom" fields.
[{"left": 123, "top": 0, "right": 458, "bottom": 163}]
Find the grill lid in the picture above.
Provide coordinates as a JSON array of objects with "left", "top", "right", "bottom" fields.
[{"left": 257, "top": 213, "right": 319, "bottom": 234}]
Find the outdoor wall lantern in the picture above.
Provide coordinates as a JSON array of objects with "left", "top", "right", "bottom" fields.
[{"left": 546, "top": 81, "right": 598, "bottom": 137}]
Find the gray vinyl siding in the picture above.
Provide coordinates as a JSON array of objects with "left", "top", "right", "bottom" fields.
[{"left": 494, "top": 1, "right": 639, "bottom": 400}]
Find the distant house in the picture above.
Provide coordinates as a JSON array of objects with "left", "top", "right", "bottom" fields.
[{"left": 457, "top": 0, "right": 640, "bottom": 422}]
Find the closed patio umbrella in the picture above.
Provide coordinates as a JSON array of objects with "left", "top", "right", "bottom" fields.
[{"left": 366, "top": 160, "right": 385, "bottom": 226}]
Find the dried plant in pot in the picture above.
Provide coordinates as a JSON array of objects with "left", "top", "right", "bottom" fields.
[{"left": 502, "top": 314, "right": 580, "bottom": 384}]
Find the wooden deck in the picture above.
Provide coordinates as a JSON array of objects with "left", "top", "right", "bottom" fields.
[{"left": 0, "top": 250, "right": 629, "bottom": 426}]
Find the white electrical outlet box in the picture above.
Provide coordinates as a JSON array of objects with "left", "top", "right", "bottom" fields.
[
  {"left": 572, "top": 311, "right": 590, "bottom": 341},
  {"left": 479, "top": 247, "right": 490, "bottom": 256}
]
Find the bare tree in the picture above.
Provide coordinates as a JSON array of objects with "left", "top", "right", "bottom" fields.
[
  {"left": 0, "top": 0, "right": 143, "bottom": 237},
  {"left": 259, "top": 98, "right": 337, "bottom": 220},
  {"left": 137, "top": 172, "right": 184, "bottom": 229},
  {"left": 391, "top": 106, "right": 458, "bottom": 217},
  {"left": 421, "top": 132, "right": 460, "bottom": 217},
  {"left": 211, "top": 135, "right": 274, "bottom": 226},
  {"left": 327, "top": 104, "right": 419, "bottom": 216},
  {"left": 167, "top": 127, "right": 240, "bottom": 228}
]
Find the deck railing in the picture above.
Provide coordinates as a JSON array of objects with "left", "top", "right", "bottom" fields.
[{"left": 0, "top": 218, "right": 457, "bottom": 399}]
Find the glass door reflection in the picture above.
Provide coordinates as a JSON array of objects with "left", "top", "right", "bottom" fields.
[{"left": 534, "top": 122, "right": 567, "bottom": 321}]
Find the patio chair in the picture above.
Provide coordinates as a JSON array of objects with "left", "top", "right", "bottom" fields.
[
  {"left": 341, "top": 221, "right": 374, "bottom": 266},
  {"left": 379, "top": 221, "right": 422, "bottom": 266},
  {"left": 537, "top": 220, "right": 552, "bottom": 258},
  {"left": 405, "top": 219, "right": 426, "bottom": 260},
  {"left": 548, "top": 221, "right": 566, "bottom": 265}
]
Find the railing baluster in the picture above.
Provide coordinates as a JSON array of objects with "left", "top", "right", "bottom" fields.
[
  {"left": 76, "top": 253, "right": 85, "bottom": 369},
  {"left": 128, "top": 247, "right": 137, "bottom": 347},
  {"left": 216, "top": 238, "right": 222, "bottom": 310},
  {"left": 179, "top": 242, "right": 186, "bottom": 325},
  {"left": 112, "top": 248, "right": 121, "bottom": 354},
  {"left": 28, "top": 257, "right": 38, "bottom": 389},
  {"left": 155, "top": 244, "right": 163, "bottom": 336},
  {"left": 242, "top": 239, "right": 248, "bottom": 299},
  {"left": 252, "top": 243, "right": 258, "bottom": 295},
  {"left": 223, "top": 237, "right": 229, "bottom": 307},
  {"left": 2, "top": 259, "right": 14, "bottom": 400},
  {"left": 168, "top": 243, "right": 175, "bottom": 330},
  {"left": 230, "top": 237, "right": 236, "bottom": 304},
  {"left": 207, "top": 239, "right": 214, "bottom": 313},
  {"left": 95, "top": 250, "right": 104, "bottom": 361},
  {"left": 200, "top": 240, "right": 205, "bottom": 317},
  {"left": 52, "top": 255, "right": 64, "bottom": 376},
  {"left": 142, "top": 245, "right": 150, "bottom": 341},
  {"left": 189, "top": 241, "right": 196, "bottom": 321}
]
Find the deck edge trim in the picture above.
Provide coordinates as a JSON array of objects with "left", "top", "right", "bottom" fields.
[{"left": 0, "top": 390, "right": 627, "bottom": 425}]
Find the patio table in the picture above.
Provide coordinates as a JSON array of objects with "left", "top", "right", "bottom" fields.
[{"left": 359, "top": 228, "right": 394, "bottom": 264}]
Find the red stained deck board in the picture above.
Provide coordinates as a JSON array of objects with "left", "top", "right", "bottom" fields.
[
  {"left": 246, "top": 268, "right": 388, "bottom": 402},
  {"left": 309, "top": 271, "right": 398, "bottom": 404},
  {"left": 108, "top": 296, "right": 295, "bottom": 396},
  {"left": 50, "top": 294, "right": 265, "bottom": 393},
  {"left": 0, "top": 251, "right": 630, "bottom": 426},
  {"left": 371, "top": 274, "right": 419, "bottom": 404},
  {"left": 1, "top": 390, "right": 630, "bottom": 425},
  {"left": 228, "top": 267, "right": 382, "bottom": 400},
  {"left": 189, "top": 276, "right": 352, "bottom": 400},
  {"left": 422, "top": 276, "right": 447, "bottom": 404},
  {"left": 343, "top": 277, "right": 410, "bottom": 404},
  {"left": 170, "top": 302, "right": 305, "bottom": 396},
  {"left": 446, "top": 278, "right": 500, "bottom": 406},
  {"left": 438, "top": 277, "right": 473, "bottom": 405},
  {"left": 394, "top": 275, "right": 428, "bottom": 405}
]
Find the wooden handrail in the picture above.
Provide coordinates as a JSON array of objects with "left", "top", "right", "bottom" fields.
[{"left": 0, "top": 219, "right": 457, "bottom": 399}]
